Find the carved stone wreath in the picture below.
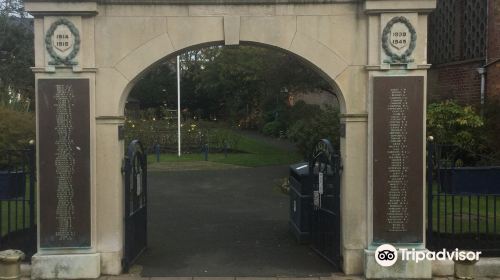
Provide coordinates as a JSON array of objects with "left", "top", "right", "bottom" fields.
[
  {"left": 382, "top": 16, "right": 417, "bottom": 64},
  {"left": 45, "top": 18, "right": 80, "bottom": 66}
]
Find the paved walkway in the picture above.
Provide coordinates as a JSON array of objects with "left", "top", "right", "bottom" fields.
[
  {"left": 135, "top": 166, "right": 336, "bottom": 277},
  {"left": 101, "top": 275, "right": 500, "bottom": 280},
  {"left": 104, "top": 275, "right": 363, "bottom": 280}
]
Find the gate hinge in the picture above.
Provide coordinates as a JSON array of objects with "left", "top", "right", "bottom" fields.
[{"left": 121, "top": 157, "right": 127, "bottom": 175}]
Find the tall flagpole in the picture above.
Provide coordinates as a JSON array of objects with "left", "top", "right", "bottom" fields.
[{"left": 177, "top": 55, "right": 181, "bottom": 157}]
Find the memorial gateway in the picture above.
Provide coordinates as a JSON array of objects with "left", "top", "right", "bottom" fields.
[{"left": 25, "top": 0, "right": 438, "bottom": 278}]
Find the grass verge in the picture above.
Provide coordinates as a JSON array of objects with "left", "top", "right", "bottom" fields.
[
  {"left": 148, "top": 129, "right": 303, "bottom": 168},
  {"left": 430, "top": 193, "right": 500, "bottom": 233}
]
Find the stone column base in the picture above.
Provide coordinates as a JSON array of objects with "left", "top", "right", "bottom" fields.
[
  {"left": 100, "top": 251, "right": 123, "bottom": 275},
  {"left": 364, "top": 248, "right": 431, "bottom": 279},
  {"left": 343, "top": 248, "right": 364, "bottom": 275},
  {"left": 31, "top": 253, "right": 100, "bottom": 279}
]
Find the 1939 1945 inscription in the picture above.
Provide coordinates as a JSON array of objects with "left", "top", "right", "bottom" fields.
[
  {"left": 373, "top": 76, "right": 424, "bottom": 244},
  {"left": 38, "top": 79, "right": 91, "bottom": 248}
]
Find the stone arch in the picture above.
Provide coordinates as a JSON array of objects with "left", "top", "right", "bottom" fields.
[
  {"left": 106, "top": 29, "right": 355, "bottom": 273},
  {"left": 111, "top": 33, "right": 350, "bottom": 117},
  {"left": 88, "top": 14, "right": 369, "bottom": 276}
]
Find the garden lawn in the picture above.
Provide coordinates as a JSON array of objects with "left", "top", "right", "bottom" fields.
[
  {"left": 148, "top": 129, "right": 303, "bottom": 168},
  {"left": 430, "top": 193, "right": 500, "bottom": 234},
  {"left": 0, "top": 199, "right": 33, "bottom": 236},
  {"left": 0, "top": 177, "right": 35, "bottom": 237}
]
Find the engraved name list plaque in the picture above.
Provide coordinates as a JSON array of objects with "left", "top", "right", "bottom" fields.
[
  {"left": 38, "top": 79, "right": 91, "bottom": 248},
  {"left": 373, "top": 76, "right": 424, "bottom": 244}
]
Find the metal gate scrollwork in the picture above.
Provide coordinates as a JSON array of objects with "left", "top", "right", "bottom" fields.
[
  {"left": 123, "top": 140, "right": 148, "bottom": 271},
  {"left": 309, "top": 139, "right": 342, "bottom": 268}
]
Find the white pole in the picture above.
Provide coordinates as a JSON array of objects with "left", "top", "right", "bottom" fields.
[{"left": 177, "top": 55, "right": 181, "bottom": 157}]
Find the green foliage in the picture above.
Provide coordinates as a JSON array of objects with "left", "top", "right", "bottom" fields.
[
  {"left": 427, "top": 100, "right": 484, "bottom": 151},
  {"left": 482, "top": 100, "right": 500, "bottom": 161},
  {"left": 128, "top": 62, "right": 177, "bottom": 110},
  {"left": 0, "top": 0, "right": 27, "bottom": 17},
  {"left": 288, "top": 100, "right": 319, "bottom": 122},
  {"left": 0, "top": 106, "right": 35, "bottom": 151},
  {"left": 128, "top": 45, "right": 332, "bottom": 128},
  {"left": 0, "top": 10, "right": 34, "bottom": 112},
  {"left": 287, "top": 105, "right": 340, "bottom": 157},
  {"left": 124, "top": 118, "right": 242, "bottom": 153},
  {"left": 262, "top": 121, "right": 285, "bottom": 137},
  {"left": 261, "top": 101, "right": 324, "bottom": 139}
]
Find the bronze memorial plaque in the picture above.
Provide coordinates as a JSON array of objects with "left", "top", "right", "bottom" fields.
[
  {"left": 38, "top": 79, "right": 91, "bottom": 248},
  {"left": 373, "top": 76, "right": 424, "bottom": 244}
]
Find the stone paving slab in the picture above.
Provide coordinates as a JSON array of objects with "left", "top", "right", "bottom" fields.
[
  {"left": 235, "top": 277, "right": 278, "bottom": 280},
  {"left": 151, "top": 277, "right": 194, "bottom": 280},
  {"left": 193, "top": 277, "right": 238, "bottom": 280},
  {"left": 320, "top": 275, "right": 363, "bottom": 280},
  {"left": 277, "top": 277, "right": 322, "bottom": 280},
  {"left": 101, "top": 276, "right": 500, "bottom": 280}
]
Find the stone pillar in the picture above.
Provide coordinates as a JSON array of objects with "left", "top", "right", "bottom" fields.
[
  {"left": 364, "top": 1, "right": 435, "bottom": 279},
  {"left": 26, "top": 2, "right": 100, "bottom": 279},
  {"left": 340, "top": 114, "right": 368, "bottom": 275},
  {"left": 95, "top": 117, "right": 126, "bottom": 275}
]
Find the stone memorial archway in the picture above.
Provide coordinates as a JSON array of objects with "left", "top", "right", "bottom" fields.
[{"left": 25, "top": 0, "right": 436, "bottom": 278}]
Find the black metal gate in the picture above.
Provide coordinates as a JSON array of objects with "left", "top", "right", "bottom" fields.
[
  {"left": 123, "top": 140, "right": 148, "bottom": 271},
  {"left": 309, "top": 139, "right": 342, "bottom": 268},
  {"left": 0, "top": 147, "right": 37, "bottom": 258},
  {"left": 426, "top": 141, "right": 500, "bottom": 256}
]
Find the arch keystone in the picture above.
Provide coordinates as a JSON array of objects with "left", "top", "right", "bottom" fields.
[{"left": 224, "top": 16, "right": 241, "bottom": 45}]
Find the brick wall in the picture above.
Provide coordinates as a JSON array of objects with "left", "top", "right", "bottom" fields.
[
  {"left": 427, "top": 60, "right": 483, "bottom": 105},
  {"left": 487, "top": 0, "right": 500, "bottom": 101}
]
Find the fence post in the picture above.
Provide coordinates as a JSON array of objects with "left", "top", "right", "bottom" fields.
[
  {"left": 28, "top": 143, "right": 36, "bottom": 253},
  {"left": 427, "top": 139, "right": 434, "bottom": 246},
  {"left": 204, "top": 144, "right": 208, "bottom": 161},
  {"left": 154, "top": 143, "right": 160, "bottom": 163}
]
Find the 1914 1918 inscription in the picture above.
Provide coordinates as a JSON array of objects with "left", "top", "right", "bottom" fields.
[
  {"left": 38, "top": 79, "right": 91, "bottom": 248},
  {"left": 373, "top": 76, "right": 424, "bottom": 244}
]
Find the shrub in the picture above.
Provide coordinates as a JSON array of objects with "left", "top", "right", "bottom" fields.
[
  {"left": 262, "top": 121, "right": 285, "bottom": 137},
  {"left": 426, "top": 100, "right": 495, "bottom": 166},
  {"left": 288, "top": 100, "right": 319, "bottom": 124},
  {"left": 0, "top": 106, "right": 35, "bottom": 152},
  {"left": 124, "top": 117, "right": 243, "bottom": 153},
  {"left": 287, "top": 105, "right": 340, "bottom": 158},
  {"left": 481, "top": 100, "right": 500, "bottom": 163},
  {"left": 427, "top": 100, "right": 484, "bottom": 151}
]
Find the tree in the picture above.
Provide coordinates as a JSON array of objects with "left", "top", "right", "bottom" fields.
[
  {"left": 0, "top": 0, "right": 26, "bottom": 17},
  {"left": 128, "top": 62, "right": 177, "bottom": 111},
  {"left": 0, "top": 0, "right": 35, "bottom": 152},
  {"left": 0, "top": 0, "right": 34, "bottom": 111},
  {"left": 127, "top": 45, "right": 333, "bottom": 126},
  {"left": 0, "top": 106, "right": 34, "bottom": 151}
]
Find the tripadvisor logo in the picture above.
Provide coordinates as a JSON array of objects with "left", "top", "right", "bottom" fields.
[
  {"left": 375, "top": 244, "right": 482, "bottom": 267},
  {"left": 375, "top": 244, "right": 398, "bottom": 267}
]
